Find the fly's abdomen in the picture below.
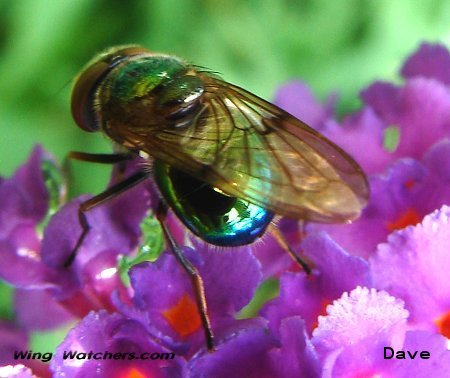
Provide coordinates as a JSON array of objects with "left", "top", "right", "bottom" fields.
[{"left": 154, "top": 161, "right": 274, "bottom": 246}]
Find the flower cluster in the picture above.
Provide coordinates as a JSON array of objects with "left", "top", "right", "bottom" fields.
[{"left": 0, "top": 43, "right": 449, "bottom": 377}]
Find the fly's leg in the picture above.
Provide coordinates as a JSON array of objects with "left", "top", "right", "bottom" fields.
[
  {"left": 64, "top": 152, "right": 136, "bottom": 196},
  {"left": 64, "top": 170, "right": 149, "bottom": 267},
  {"left": 269, "top": 223, "right": 312, "bottom": 274},
  {"left": 63, "top": 151, "right": 148, "bottom": 267},
  {"left": 68, "top": 151, "right": 134, "bottom": 164},
  {"left": 156, "top": 202, "right": 215, "bottom": 352}
]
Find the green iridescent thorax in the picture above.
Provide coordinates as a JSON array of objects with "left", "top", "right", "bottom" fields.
[
  {"left": 96, "top": 53, "right": 206, "bottom": 149},
  {"left": 94, "top": 54, "right": 190, "bottom": 145},
  {"left": 102, "top": 55, "right": 187, "bottom": 103}
]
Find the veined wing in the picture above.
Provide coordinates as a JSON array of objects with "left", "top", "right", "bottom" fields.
[{"left": 118, "top": 74, "right": 369, "bottom": 222}]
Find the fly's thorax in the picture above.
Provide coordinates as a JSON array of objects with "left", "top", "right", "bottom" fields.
[
  {"left": 97, "top": 55, "right": 206, "bottom": 146},
  {"left": 101, "top": 55, "right": 187, "bottom": 103}
]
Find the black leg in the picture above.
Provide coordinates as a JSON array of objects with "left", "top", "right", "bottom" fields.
[
  {"left": 64, "top": 152, "right": 136, "bottom": 197},
  {"left": 156, "top": 202, "right": 215, "bottom": 352},
  {"left": 68, "top": 151, "right": 134, "bottom": 164},
  {"left": 64, "top": 170, "right": 150, "bottom": 267},
  {"left": 269, "top": 223, "right": 312, "bottom": 274}
]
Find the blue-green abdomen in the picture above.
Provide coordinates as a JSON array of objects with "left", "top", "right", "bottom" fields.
[{"left": 154, "top": 161, "right": 274, "bottom": 246}]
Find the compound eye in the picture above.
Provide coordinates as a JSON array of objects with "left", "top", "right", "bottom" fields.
[
  {"left": 71, "top": 46, "right": 151, "bottom": 132},
  {"left": 71, "top": 59, "right": 109, "bottom": 132}
]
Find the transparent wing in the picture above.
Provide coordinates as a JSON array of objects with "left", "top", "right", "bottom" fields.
[{"left": 117, "top": 74, "right": 369, "bottom": 222}]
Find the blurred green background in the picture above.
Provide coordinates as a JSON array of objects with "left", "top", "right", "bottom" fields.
[
  {"left": 1, "top": 0, "right": 449, "bottom": 195},
  {"left": 0, "top": 0, "right": 449, "bottom": 355}
]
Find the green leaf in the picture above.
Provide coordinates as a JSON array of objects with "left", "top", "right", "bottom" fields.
[
  {"left": 0, "top": 282, "right": 14, "bottom": 319},
  {"left": 37, "top": 158, "right": 67, "bottom": 235},
  {"left": 383, "top": 126, "right": 401, "bottom": 152},
  {"left": 30, "top": 322, "right": 76, "bottom": 356},
  {"left": 118, "top": 213, "right": 164, "bottom": 286},
  {"left": 236, "top": 278, "right": 279, "bottom": 319}
]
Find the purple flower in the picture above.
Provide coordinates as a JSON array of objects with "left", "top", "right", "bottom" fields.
[
  {"left": 267, "top": 317, "right": 321, "bottom": 378},
  {"left": 0, "top": 321, "right": 28, "bottom": 368},
  {"left": 274, "top": 80, "right": 337, "bottom": 130},
  {"left": 48, "top": 243, "right": 267, "bottom": 376},
  {"left": 0, "top": 365, "right": 36, "bottom": 378},
  {"left": 361, "top": 77, "right": 450, "bottom": 163},
  {"left": 0, "top": 149, "right": 152, "bottom": 330},
  {"left": 0, "top": 320, "right": 50, "bottom": 377},
  {"left": 312, "top": 287, "right": 450, "bottom": 376},
  {"left": 371, "top": 205, "right": 450, "bottom": 339},
  {"left": 401, "top": 43, "right": 450, "bottom": 86},
  {"left": 320, "top": 109, "right": 393, "bottom": 174},
  {"left": 188, "top": 317, "right": 320, "bottom": 378},
  {"left": 262, "top": 232, "right": 370, "bottom": 336},
  {"left": 3, "top": 42, "right": 450, "bottom": 377},
  {"left": 51, "top": 311, "right": 186, "bottom": 378},
  {"left": 356, "top": 43, "right": 450, "bottom": 174},
  {"left": 116, "top": 242, "right": 262, "bottom": 357},
  {"left": 41, "top": 160, "right": 151, "bottom": 274},
  {"left": 247, "top": 231, "right": 296, "bottom": 279},
  {"left": 14, "top": 289, "right": 74, "bottom": 331},
  {"left": 275, "top": 43, "right": 450, "bottom": 175},
  {"left": 307, "top": 140, "right": 450, "bottom": 258},
  {"left": 0, "top": 147, "right": 80, "bottom": 331},
  {"left": 313, "top": 287, "right": 409, "bottom": 354},
  {"left": 0, "top": 146, "right": 50, "bottom": 239},
  {"left": 0, "top": 146, "right": 56, "bottom": 287},
  {"left": 188, "top": 324, "right": 278, "bottom": 378}
]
